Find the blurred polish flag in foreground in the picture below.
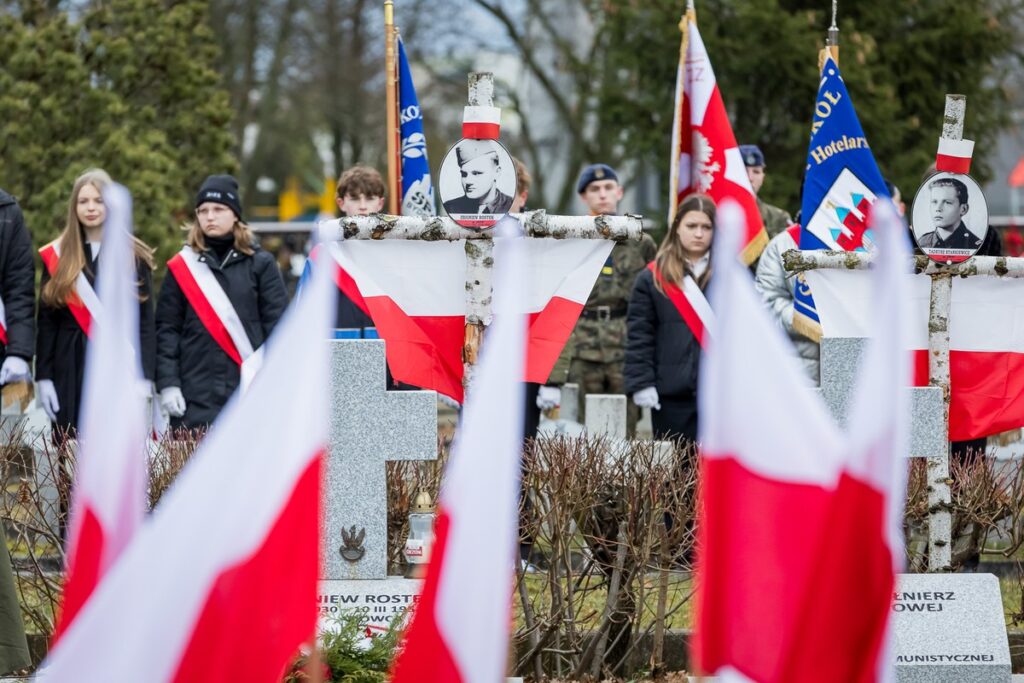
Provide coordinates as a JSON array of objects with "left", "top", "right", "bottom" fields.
[
  {"left": 694, "top": 200, "right": 910, "bottom": 682},
  {"left": 390, "top": 217, "right": 527, "bottom": 683},
  {"left": 52, "top": 184, "right": 148, "bottom": 644},
  {"left": 39, "top": 236, "right": 338, "bottom": 681}
]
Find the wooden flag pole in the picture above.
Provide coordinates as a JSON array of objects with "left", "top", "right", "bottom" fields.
[{"left": 384, "top": 1, "right": 400, "bottom": 214}]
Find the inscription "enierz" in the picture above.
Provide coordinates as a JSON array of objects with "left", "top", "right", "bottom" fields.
[{"left": 892, "top": 591, "right": 956, "bottom": 612}]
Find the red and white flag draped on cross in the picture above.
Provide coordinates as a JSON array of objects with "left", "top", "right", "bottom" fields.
[
  {"left": 51, "top": 185, "right": 149, "bottom": 645},
  {"left": 694, "top": 200, "right": 909, "bottom": 682},
  {"left": 807, "top": 263, "right": 1024, "bottom": 442},
  {"left": 390, "top": 217, "right": 527, "bottom": 683},
  {"left": 669, "top": 11, "right": 766, "bottom": 264},
  {"left": 324, "top": 231, "right": 611, "bottom": 402},
  {"left": 38, "top": 239, "right": 338, "bottom": 681}
]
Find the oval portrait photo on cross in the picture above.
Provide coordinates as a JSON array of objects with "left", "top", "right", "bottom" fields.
[
  {"left": 911, "top": 171, "right": 989, "bottom": 264},
  {"left": 439, "top": 138, "right": 516, "bottom": 228}
]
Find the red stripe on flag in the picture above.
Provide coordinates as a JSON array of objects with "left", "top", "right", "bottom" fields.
[
  {"left": 648, "top": 263, "right": 707, "bottom": 349},
  {"left": 913, "top": 348, "right": 1024, "bottom": 441},
  {"left": 167, "top": 255, "right": 243, "bottom": 366},
  {"left": 461, "top": 122, "right": 500, "bottom": 140},
  {"left": 336, "top": 267, "right": 371, "bottom": 318},
  {"left": 935, "top": 154, "right": 971, "bottom": 175},
  {"left": 51, "top": 505, "right": 105, "bottom": 645},
  {"left": 39, "top": 244, "right": 93, "bottom": 337},
  {"left": 309, "top": 244, "right": 372, "bottom": 319},
  {"left": 171, "top": 453, "right": 322, "bottom": 682},
  {"left": 525, "top": 296, "right": 584, "bottom": 384},
  {"left": 0, "top": 324, "right": 8, "bottom": 346},
  {"left": 694, "top": 455, "right": 893, "bottom": 682},
  {"left": 363, "top": 295, "right": 465, "bottom": 401},
  {"left": 390, "top": 510, "right": 463, "bottom": 683}
]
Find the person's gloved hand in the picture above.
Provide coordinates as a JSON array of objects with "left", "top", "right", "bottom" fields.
[
  {"left": 0, "top": 356, "right": 30, "bottom": 385},
  {"left": 632, "top": 386, "right": 661, "bottom": 411},
  {"left": 160, "top": 386, "right": 186, "bottom": 418},
  {"left": 536, "top": 385, "right": 561, "bottom": 410},
  {"left": 36, "top": 379, "right": 60, "bottom": 422}
]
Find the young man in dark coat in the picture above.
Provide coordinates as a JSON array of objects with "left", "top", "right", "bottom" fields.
[{"left": 156, "top": 175, "right": 288, "bottom": 429}]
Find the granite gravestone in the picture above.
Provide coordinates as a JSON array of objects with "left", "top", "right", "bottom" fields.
[
  {"left": 892, "top": 573, "right": 1011, "bottom": 682},
  {"left": 318, "top": 340, "right": 436, "bottom": 631},
  {"left": 817, "top": 337, "right": 946, "bottom": 458}
]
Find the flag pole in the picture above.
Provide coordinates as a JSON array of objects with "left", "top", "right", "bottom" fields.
[
  {"left": 820, "top": 0, "right": 840, "bottom": 69},
  {"left": 384, "top": 0, "right": 400, "bottom": 214},
  {"left": 668, "top": 1, "right": 695, "bottom": 226}
]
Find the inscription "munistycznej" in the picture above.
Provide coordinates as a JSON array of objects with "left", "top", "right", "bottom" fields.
[{"left": 895, "top": 655, "right": 995, "bottom": 663}]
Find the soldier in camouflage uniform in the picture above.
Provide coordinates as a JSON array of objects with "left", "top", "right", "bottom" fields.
[
  {"left": 739, "top": 144, "right": 792, "bottom": 239},
  {"left": 567, "top": 164, "right": 657, "bottom": 434}
]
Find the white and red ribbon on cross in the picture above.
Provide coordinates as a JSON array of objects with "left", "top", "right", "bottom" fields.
[
  {"left": 935, "top": 137, "right": 975, "bottom": 175},
  {"left": 462, "top": 106, "right": 501, "bottom": 139}
]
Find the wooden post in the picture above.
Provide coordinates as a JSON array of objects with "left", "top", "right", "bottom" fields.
[
  {"left": 463, "top": 72, "right": 496, "bottom": 391},
  {"left": 384, "top": 1, "right": 400, "bottom": 214},
  {"left": 925, "top": 94, "right": 966, "bottom": 573}
]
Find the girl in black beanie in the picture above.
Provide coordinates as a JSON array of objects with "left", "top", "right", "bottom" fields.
[{"left": 155, "top": 175, "right": 288, "bottom": 429}]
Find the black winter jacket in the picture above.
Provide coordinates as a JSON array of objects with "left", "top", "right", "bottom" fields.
[
  {"left": 36, "top": 244, "right": 156, "bottom": 432},
  {"left": 623, "top": 268, "right": 703, "bottom": 400},
  {"left": 156, "top": 245, "right": 288, "bottom": 428},
  {"left": 0, "top": 191, "right": 36, "bottom": 363}
]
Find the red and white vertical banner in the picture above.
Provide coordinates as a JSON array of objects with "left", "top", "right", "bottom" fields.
[
  {"left": 391, "top": 216, "right": 527, "bottom": 683},
  {"left": 52, "top": 184, "right": 148, "bottom": 644},
  {"left": 39, "top": 235, "right": 338, "bottom": 681},
  {"left": 669, "top": 13, "right": 766, "bottom": 264},
  {"left": 694, "top": 200, "right": 908, "bottom": 682}
]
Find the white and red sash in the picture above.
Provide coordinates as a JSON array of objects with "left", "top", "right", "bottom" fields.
[
  {"left": 647, "top": 261, "right": 715, "bottom": 348},
  {"left": 39, "top": 241, "right": 102, "bottom": 336},
  {"left": 167, "top": 248, "right": 263, "bottom": 385}
]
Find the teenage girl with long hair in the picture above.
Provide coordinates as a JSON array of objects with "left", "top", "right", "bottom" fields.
[
  {"left": 36, "top": 168, "right": 156, "bottom": 434},
  {"left": 624, "top": 193, "right": 715, "bottom": 442}
]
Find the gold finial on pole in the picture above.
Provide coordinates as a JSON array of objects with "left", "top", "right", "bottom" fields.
[{"left": 384, "top": 1, "right": 400, "bottom": 215}]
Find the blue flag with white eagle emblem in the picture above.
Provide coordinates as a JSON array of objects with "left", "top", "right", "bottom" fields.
[
  {"left": 398, "top": 38, "right": 435, "bottom": 217},
  {"left": 794, "top": 56, "right": 889, "bottom": 338}
]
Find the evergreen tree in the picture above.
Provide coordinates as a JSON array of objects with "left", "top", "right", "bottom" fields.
[{"left": 0, "top": 0, "right": 235, "bottom": 262}]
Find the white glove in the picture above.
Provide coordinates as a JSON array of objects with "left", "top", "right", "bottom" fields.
[
  {"left": 36, "top": 379, "right": 60, "bottom": 422},
  {"left": 632, "top": 386, "right": 661, "bottom": 411},
  {"left": 160, "top": 386, "right": 186, "bottom": 418},
  {"left": 536, "top": 385, "right": 561, "bottom": 410},
  {"left": 0, "top": 356, "right": 30, "bottom": 385}
]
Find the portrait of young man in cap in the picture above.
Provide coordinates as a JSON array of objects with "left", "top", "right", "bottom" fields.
[{"left": 441, "top": 139, "right": 514, "bottom": 216}]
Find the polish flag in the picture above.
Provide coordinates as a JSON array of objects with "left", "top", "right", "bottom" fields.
[
  {"left": 324, "top": 225, "right": 613, "bottom": 401},
  {"left": 670, "top": 12, "right": 766, "bottom": 264},
  {"left": 807, "top": 266, "right": 1024, "bottom": 441},
  {"left": 391, "top": 217, "right": 527, "bottom": 683},
  {"left": 51, "top": 185, "right": 149, "bottom": 644},
  {"left": 694, "top": 201, "right": 909, "bottom": 682},
  {"left": 935, "top": 137, "right": 974, "bottom": 175},
  {"left": 328, "top": 239, "right": 467, "bottom": 401},
  {"left": 38, "top": 236, "right": 337, "bottom": 681},
  {"left": 515, "top": 238, "right": 613, "bottom": 383}
]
